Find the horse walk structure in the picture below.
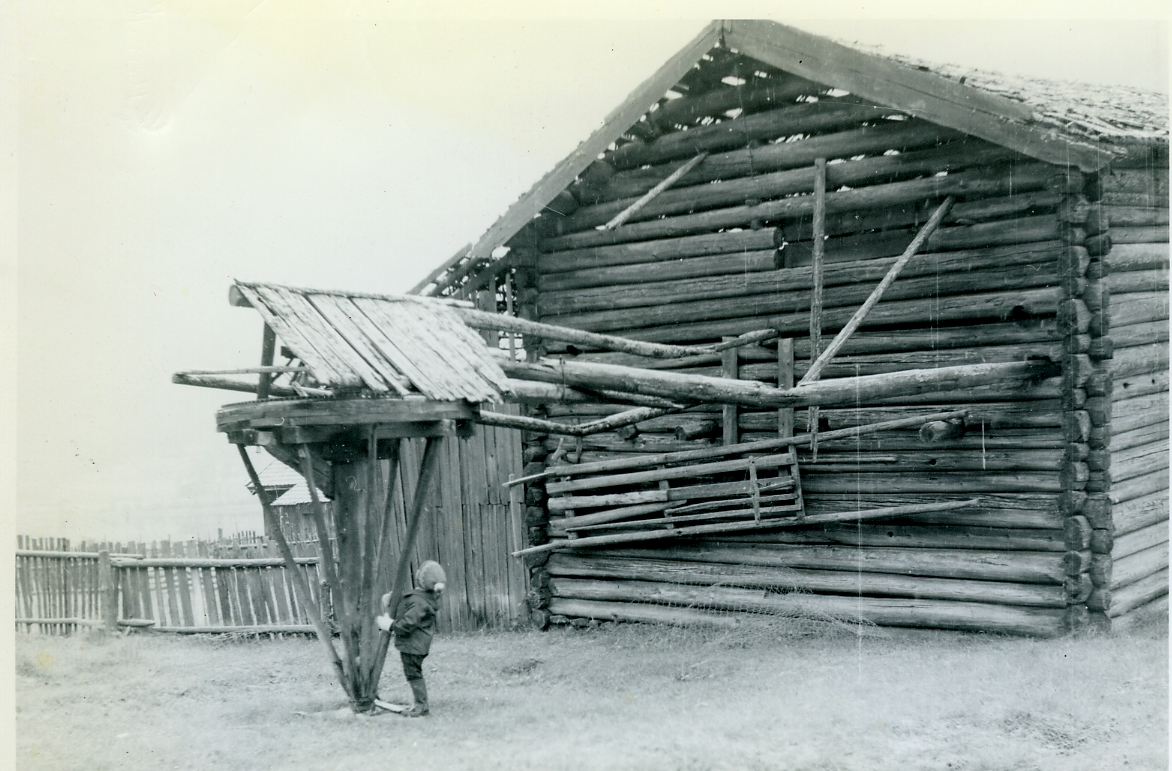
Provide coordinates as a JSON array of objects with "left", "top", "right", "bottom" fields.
[{"left": 412, "top": 20, "right": 1170, "bottom": 637}]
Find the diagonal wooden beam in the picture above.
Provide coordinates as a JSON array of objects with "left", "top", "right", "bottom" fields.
[
  {"left": 798, "top": 196, "right": 956, "bottom": 387},
  {"left": 604, "top": 152, "right": 709, "bottom": 230},
  {"left": 237, "top": 446, "right": 354, "bottom": 702}
]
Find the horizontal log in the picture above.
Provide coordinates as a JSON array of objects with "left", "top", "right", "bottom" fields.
[
  {"left": 172, "top": 373, "right": 328, "bottom": 398},
  {"left": 506, "top": 357, "right": 1057, "bottom": 411},
  {"left": 742, "top": 402, "right": 1063, "bottom": 432},
  {"left": 572, "top": 319, "right": 1066, "bottom": 364},
  {"left": 583, "top": 287, "right": 1066, "bottom": 345},
  {"left": 800, "top": 472, "right": 1063, "bottom": 494},
  {"left": 1106, "top": 569, "right": 1169, "bottom": 618},
  {"left": 1112, "top": 520, "right": 1169, "bottom": 561},
  {"left": 609, "top": 100, "right": 890, "bottom": 169},
  {"left": 1111, "top": 440, "right": 1170, "bottom": 484},
  {"left": 1112, "top": 370, "right": 1169, "bottom": 401},
  {"left": 540, "top": 163, "right": 1064, "bottom": 251},
  {"left": 1110, "top": 542, "right": 1169, "bottom": 591},
  {"left": 1106, "top": 269, "right": 1168, "bottom": 294},
  {"left": 548, "top": 553, "right": 1073, "bottom": 604},
  {"left": 647, "top": 72, "right": 826, "bottom": 130},
  {"left": 548, "top": 574, "right": 1073, "bottom": 632},
  {"left": 537, "top": 249, "right": 781, "bottom": 293},
  {"left": 1100, "top": 205, "right": 1169, "bottom": 228},
  {"left": 537, "top": 241, "right": 1063, "bottom": 319},
  {"left": 564, "top": 142, "right": 1018, "bottom": 233},
  {"left": 1113, "top": 491, "right": 1169, "bottom": 537},
  {"left": 1110, "top": 342, "right": 1170, "bottom": 380},
  {"left": 1111, "top": 226, "right": 1170, "bottom": 244},
  {"left": 546, "top": 598, "right": 740, "bottom": 627},
  {"left": 606, "top": 542, "right": 1068, "bottom": 584},
  {"left": 1095, "top": 168, "right": 1169, "bottom": 197},
  {"left": 596, "top": 120, "right": 966, "bottom": 202},
  {"left": 793, "top": 449, "right": 1064, "bottom": 474},
  {"left": 1111, "top": 392, "right": 1170, "bottom": 435},
  {"left": 1109, "top": 243, "right": 1169, "bottom": 272},
  {"left": 1110, "top": 469, "right": 1170, "bottom": 506},
  {"left": 1103, "top": 292, "right": 1169, "bottom": 329},
  {"left": 714, "top": 523, "right": 1068, "bottom": 552},
  {"left": 1111, "top": 423, "right": 1169, "bottom": 455},
  {"left": 537, "top": 229, "right": 781, "bottom": 274},
  {"left": 547, "top": 553, "right": 1070, "bottom": 607},
  {"left": 1110, "top": 319, "right": 1169, "bottom": 349}
]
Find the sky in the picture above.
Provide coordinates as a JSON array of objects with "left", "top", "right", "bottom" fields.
[{"left": 5, "top": 2, "right": 1170, "bottom": 544}]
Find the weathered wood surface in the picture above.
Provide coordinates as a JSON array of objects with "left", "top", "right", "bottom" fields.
[
  {"left": 547, "top": 597, "right": 740, "bottom": 627},
  {"left": 1113, "top": 491, "right": 1169, "bottom": 537},
  {"left": 604, "top": 542, "right": 1069, "bottom": 584},
  {"left": 547, "top": 554, "right": 1071, "bottom": 607},
  {"left": 537, "top": 229, "right": 781, "bottom": 274},
  {"left": 1111, "top": 392, "right": 1170, "bottom": 435},
  {"left": 1110, "top": 542, "right": 1169, "bottom": 591},
  {"left": 1106, "top": 569, "right": 1169, "bottom": 618},
  {"left": 1108, "top": 243, "right": 1169, "bottom": 272},
  {"left": 1112, "top": 520, "right": 1169, "bottom": 562},
  {"left": 594, "top": 120, "right": 966, "bottom": 202},
  {"left": 549, "top": 579, "right": 1066, "bottom": 636}
]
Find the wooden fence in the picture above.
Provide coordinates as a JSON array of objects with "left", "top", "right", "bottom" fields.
[{"left": 16, "top": 534, "right": 324, "bottom": 635}]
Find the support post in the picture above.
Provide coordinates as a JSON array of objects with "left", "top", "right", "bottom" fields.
[
  {"left": 808, "top": 158, "right": 827, "bottom": 458},
  {"left": 257, "top": 323, "right": 276, "bottom": 400},
  {"left": 98, "top": 550, "right": 117, "bottom": 633},
  {"left": 237, "top": 445, "right": 355, "bottom": 703},
  {"left": 777, "top": 338, "right": 794, "bottom": 439},
  {"left": 366, "top": 436, "right": 445, "bottom": 704}
]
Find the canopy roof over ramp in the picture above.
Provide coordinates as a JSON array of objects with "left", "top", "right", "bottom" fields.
[{"left": 229, "top": 280, "right": 511, "bottom": 403}]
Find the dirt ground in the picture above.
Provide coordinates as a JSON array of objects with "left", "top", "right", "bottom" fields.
[{"left": 14, "top": 615, "right": 1169, "bottom": 771}]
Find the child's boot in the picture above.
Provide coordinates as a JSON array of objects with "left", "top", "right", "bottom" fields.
[{"left": 404, "top": 678, "right": 429, "bottom": 717}]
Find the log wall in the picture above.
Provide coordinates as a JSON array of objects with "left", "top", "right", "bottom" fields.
[
  {"left": 494, "top": 80, "right": 1166, "bottom": 636},
  {"left": 1083, "top": 164, "right": 1170, "bottom": 627}
]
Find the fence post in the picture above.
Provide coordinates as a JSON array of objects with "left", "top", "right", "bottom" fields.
[{"left": 98, "top": 550, "right": 117, "bottom": 632}]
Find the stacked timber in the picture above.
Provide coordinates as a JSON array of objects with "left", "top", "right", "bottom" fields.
[
  {"left": 478, "top": 57, "right": 1164, "bottom": 635},
  {"left": 1080, "top": 164, "right": 1170, "bottom": 627}
]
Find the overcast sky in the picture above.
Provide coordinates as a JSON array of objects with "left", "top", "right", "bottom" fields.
[{"left": 7, "top": 3, "right": 1169, "bottom": 543}]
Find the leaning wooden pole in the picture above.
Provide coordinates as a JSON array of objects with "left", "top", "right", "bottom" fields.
[
  {"left": 799, "top": 196, "right": 956, "bottom": 386},
  {"left": 364, "top": 436, "right": 445, "bottom": 706},
  {"left": 237, "top": 446, "right": 354, "bottom": 702}
]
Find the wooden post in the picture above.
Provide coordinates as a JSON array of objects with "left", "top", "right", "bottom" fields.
[
  {"left": 257, "top": 324, "right": 276, "bottom": 400},
  {"left": 777, "top": 338, "right": 794, "bottom": 438},
  {"left": 799, "top": 196, "right": 956, "bottom": 386},
  {"left": 98, "top": 550, "right": 117, "bottom": 632},
  {"left": 366, "top": 435, "right": 445, "bottom": 706},
  {"left": 808, "top": 158, "right": 827, "bottom": 458},
  {"left": 722, "top": 338, "right": 738, "bottom": 446},
  {"left": 237, "top": 446, "right": 355, "bottom": 703}
]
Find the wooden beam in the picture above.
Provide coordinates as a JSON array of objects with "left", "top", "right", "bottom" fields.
[
  {"left": 504, "top": 409, "right": 967, "bottom": 487},
  {"left": 777, "top": 338, "right": 794, "bottom": 439},
  {"left": 257, "top": 324, "right": 277, "bottom": 400},
  {"left": 173, "top": 373, "right": 330, "bottom": 399},
  {"left": 463, "top": 21, "right": 722, "bottom": 260},
  {"left": 722, "top": 339, "right": 738, "bottom": 446},
  {"left": 808, "top": 158, "right": 827, "bottom": 457},
  {"left": 499, "top": 357, "right": 1059, "bottom": 410},
  {"left": 722, "top": 20, "right": 1111, "bottom": 171},
  {"left": 367, "top": 436, "right": 445, "bottom": 699},
  {"left": 604, "top": 152, "right": 709, "bottom": 230},
  {"left": 238, "top": 445, "right": 354, "bottom": 702},
  {"left": 513, "top": 499, "right": 980, "bottom": 556},
  {"left": 799, "top": 196, "right": 956, "bottom": 387}
]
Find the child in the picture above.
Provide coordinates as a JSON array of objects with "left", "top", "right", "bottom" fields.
[{"left": 376, "top": 560, "right": 446, "bottom": 717}]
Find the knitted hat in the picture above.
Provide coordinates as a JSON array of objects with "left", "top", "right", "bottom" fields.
[{"left": 415, "top": 560, "right": 446, "bottom": 592}]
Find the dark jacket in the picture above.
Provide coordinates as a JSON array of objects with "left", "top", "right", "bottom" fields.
[{"left": 392, "top": 590, "right": 441, "bottom": 655}]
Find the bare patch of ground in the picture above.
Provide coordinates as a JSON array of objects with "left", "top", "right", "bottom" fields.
[{"left": 15, "top": 615, "right": 1168, "bottom": 771}]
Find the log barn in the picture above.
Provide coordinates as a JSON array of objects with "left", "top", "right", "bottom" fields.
[{"left": 413, "top": 20, "right": 1170, "bottom": 636}]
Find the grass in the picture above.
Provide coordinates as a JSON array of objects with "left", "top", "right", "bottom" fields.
[{"left": 15, "top": 614, "right": 1169, "bottom": 771}]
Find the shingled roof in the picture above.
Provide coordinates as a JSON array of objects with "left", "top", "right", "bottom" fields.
[
  {"left": 230, "top": 281, "right": 511, "bottom": 403},
  {"left": 434, "top": 19, "right": 1167, "bottom": 284}
]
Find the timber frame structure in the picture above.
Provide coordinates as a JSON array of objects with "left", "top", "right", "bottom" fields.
[{"left": 412, "top": 20, "right": 1169, "bottom": 636}]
